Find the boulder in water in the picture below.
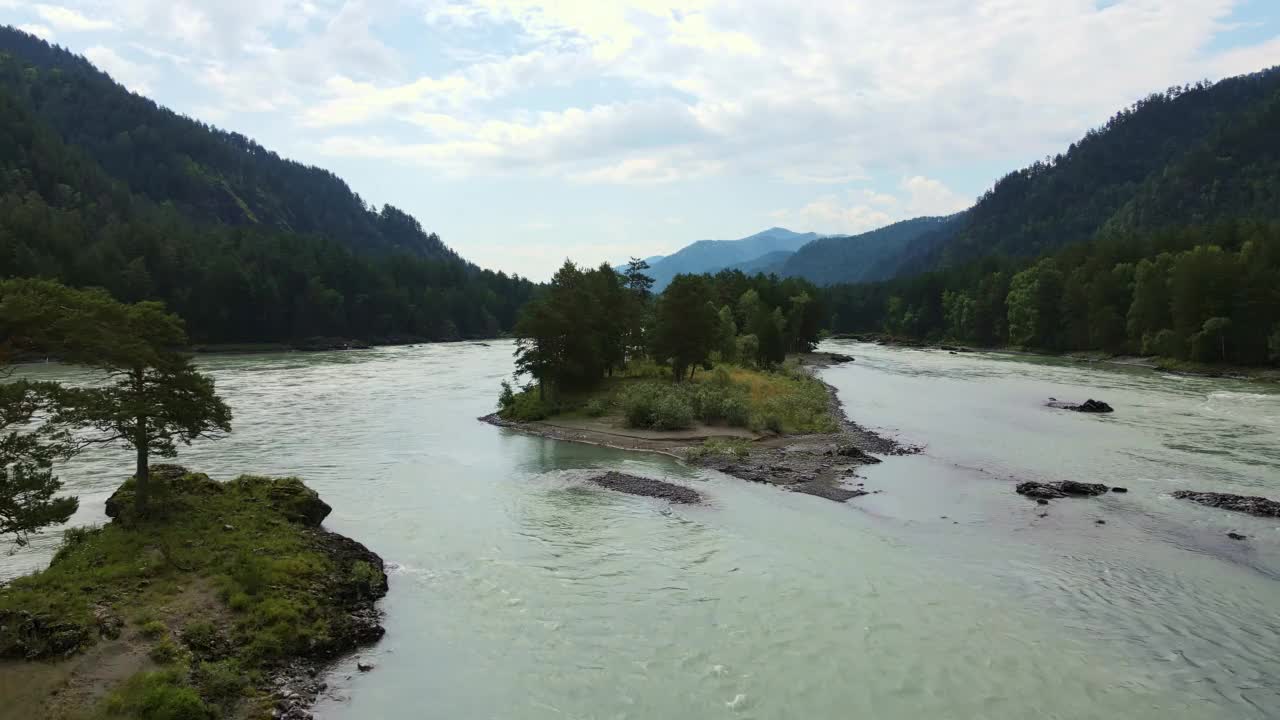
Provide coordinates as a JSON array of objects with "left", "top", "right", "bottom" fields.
[
  {"left": 1017, "top": 480, "right": 1109, "bottom": 500},
  {"left": 1016, "top": 482, "right": 1066, "bottom": 500},
  {"left": 1046, "top": 398, "right": 1114, "bottom": 413},
  {"left": 1171, "top": 490, "right": 1280, "bottom": 518}
]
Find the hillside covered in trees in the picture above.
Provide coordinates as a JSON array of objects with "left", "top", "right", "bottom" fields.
[
  {"left": 781, "top": 66, "right": 1280, "bottom": 292},
  {"left": 0, "top": 27, "right": 534, "bottom": 344}
]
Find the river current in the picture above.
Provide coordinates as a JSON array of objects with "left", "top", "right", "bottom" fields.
[{"left": 5, "top": 340, "right": 1279, "bottom": 719}]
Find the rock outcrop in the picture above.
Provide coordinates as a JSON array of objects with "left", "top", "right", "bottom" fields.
[
  {"left": 1046, "top": 398, "right": 1114, "bottom": 413},
  {"left": 1171, "top": 490, "right": 1280, "bottom": 518},
  {"left": 1016, "top": 480, "right": 1109, "bottom": 500}
]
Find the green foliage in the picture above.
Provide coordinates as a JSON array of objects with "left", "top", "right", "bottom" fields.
[
  {"left": 497, "top": 380, "right": 516, "bottom": 412},
  {"left": 180, "top": 621, "right": 219, "bottom": 654},
  {"left": 583, "top": 398, "right": 610, "bottom": 417},
  {"left": 684, "top": 437, "right": 753, "bottom": 460},
  {"left": 735, "top": 335, "right": 759, "bottom": 368},
  {"left": 0, "top": 469, "right": 385, "bottom": 690},
  {"left": 349, "top": 561, "right": 383, "bottom": 601},
  {"left": 0, "top": 29, "right": 534, "bottom": 344},
  {"left": 827, "top": 220, "right": 1280, "bottom": 366},
  {"left": 148, "top": 637, "right": 183, "bottom": 665},
  {"left": 140, "top": 620, "right": 168, "bottom": 640},
  {"left": 651, "top": 275, "right": 719, "bottom": 381},
  {"left": 104, "top": 669, "right": 213, "bottom": 720},
  {"left": 193, "top": 659, "right": 248, "bottom": 707},
  {"left": 498, "top": 388, "right": 557, "bottom": 422}
]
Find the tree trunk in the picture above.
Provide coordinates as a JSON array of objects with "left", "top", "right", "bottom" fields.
[{"left": 134, "top": 416, "right": 149, "bottom": 516}]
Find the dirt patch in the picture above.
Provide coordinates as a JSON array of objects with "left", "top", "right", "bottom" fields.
[{"left": 589, "top": 472, "right": 703, "bottom": 503}]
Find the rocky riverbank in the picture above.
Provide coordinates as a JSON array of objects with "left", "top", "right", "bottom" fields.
[
  {"left": 0, "top": 466, "right": 387, "bottom": 720},
  {"left": 483, "top": 353, "right": 916, "bottom": 504}
]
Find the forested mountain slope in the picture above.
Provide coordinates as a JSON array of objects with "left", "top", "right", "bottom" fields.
[
  {"left": 890, "top": 66, "right": 1280, "bottom": 276},
  {"left": 0, "top": 27, "right": 534, "bottom": 344},
  {"left": 778, "top": 216, "right": 953, "bottom": 286},
  {"left": 0, "top": 28, "right": 450, "bottom": 259}
]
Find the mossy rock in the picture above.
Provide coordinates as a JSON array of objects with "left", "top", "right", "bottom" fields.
[
  {"left": 257, "top": 476, "right": 332, "bottom": 527},
  {"left": 104, "top": 465, "right": 223, "bottom": 521}
]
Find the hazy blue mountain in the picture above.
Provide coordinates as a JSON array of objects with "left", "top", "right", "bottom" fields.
[{"left": 647, "top": 227, "right": 819, "bottom": 289}]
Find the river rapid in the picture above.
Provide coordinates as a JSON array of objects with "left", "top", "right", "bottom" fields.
[{"left": 5, "top": 340, "right": 1279, "bottom": 719}]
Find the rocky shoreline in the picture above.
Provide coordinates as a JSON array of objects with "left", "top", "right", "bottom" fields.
[{"left": 482, "top": 353, "right": 916, "bottom": 504}]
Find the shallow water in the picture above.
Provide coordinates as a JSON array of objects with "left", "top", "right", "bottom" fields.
[{"left": 4, "top": 341, "right": 1279, "bottom": 719}]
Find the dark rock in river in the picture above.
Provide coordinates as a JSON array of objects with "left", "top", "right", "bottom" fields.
[
  {"left": 1058, "top": 480, "right": 1109, "bottom": 496},
  {"left": 1110, "top": 486, "right": 1129, "bottom": 493},
  {"left": 1017, "top": 480, "right": 1108, "bottom": 500},
  {"left": 1171, "top": 490, "right": 1280, "bottom": 518},
  {"left": 1227, "top": 532, "right": 1248, "bottom": 541},
  {"left": 1046, "top": 398, "right": 1114, "bottom": 413},
  {"left": 589, "top": 472, "right": 702, "bottom": 504},
  {"left": 1017, "top": 482, "right": 1066, "bottom": 500}
]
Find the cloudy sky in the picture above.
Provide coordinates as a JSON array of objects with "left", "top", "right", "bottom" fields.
[{"left": 6, "top": 1, "right": 1279, "bottom": 279}]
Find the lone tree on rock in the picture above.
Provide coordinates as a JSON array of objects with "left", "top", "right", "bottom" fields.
[{"left": 58, "top": 299, "right": 233, "bottom": 516}]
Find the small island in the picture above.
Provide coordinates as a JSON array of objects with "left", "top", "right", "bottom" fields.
[
  {"left": 0, "top": 466, "right": 386, "bottom": 720},
  {"left": 481, "top": 261, "right": 909, "bottom": 502}
]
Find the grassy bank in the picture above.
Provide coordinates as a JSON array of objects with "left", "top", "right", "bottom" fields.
[
  {"left": 0, "top": 466, "right": 386, "bottom": 720},
  {"left": 498, "top": 359, "right": 837, "bottom": 436}
]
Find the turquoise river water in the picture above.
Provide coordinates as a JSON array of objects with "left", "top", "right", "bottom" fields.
[{"left": 5, "top": 340, "right": 1279, "bottom": 719}]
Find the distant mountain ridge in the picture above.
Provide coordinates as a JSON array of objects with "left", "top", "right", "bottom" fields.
[
  {"left": 645, "top": 227, "right": 819, "bottom": 289},
  {"left": 0, "top": 25, "right": 533, "bottom": 344},
  {"left": 0, "top": 27, "right": 452, "bottom": 260}
]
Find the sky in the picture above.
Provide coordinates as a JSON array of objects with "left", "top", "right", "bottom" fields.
[{"left": 4, "top": 1, "right": 1279, "bottom": 280}]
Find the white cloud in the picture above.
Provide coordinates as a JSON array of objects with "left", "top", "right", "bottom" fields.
[
  {"left": 34, "top": 4, "right": 114, "bottom": 32},
  {"left": 45, "top": 0, "right": 1280, "bottom": 185},
  {"left": 776, "top": 176, "right": 972, "bottom": 235},
  {"left": 83, "top": 46, "right": 157, "bottom": 94},
  {"left": 18, "top": 24, "right": 56, "bottom": 41}
]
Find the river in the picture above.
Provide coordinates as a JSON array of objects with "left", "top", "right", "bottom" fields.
[{"left": 4, "top": 340, "right": 1279, "bottom": 719}]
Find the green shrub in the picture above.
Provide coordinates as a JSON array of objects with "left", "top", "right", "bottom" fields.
[
  {"left": 140, "top": 620, "right": 168, "bottom": 639},
  {"left": 651, "top": 395, "right": 694, "bottom": 430},
  {"left": 583, "top": 398, "right": 609, "bottom": 417},
  {"left": 105, "top": 669, "right": 213, "bottom": 720},
  {"left": 348, "top": 561, "right": 383, "bottom": 600},
  {"left": 722, "top": 397, "right": 751, "bottom": 427},
  {"left": 621, "top": 385, "right": 662, "bottom": 428},
  {"left": 195, "top": 660, "right": 248, "bottom": 706},
  {"left": 149, "top": 638, "right": 183, "bottom": 664},
  {"left": 503, "top": 389, "right": 556, "bottom": 421},
  {"left": 497, "top": 380, "right": 516, "bottom": 410},
  {"left": 685, "top": 437, "right": 753, "bottom": 460},
  {"left": 181, "top": 621, "right": 219, "bottom": 655}
]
